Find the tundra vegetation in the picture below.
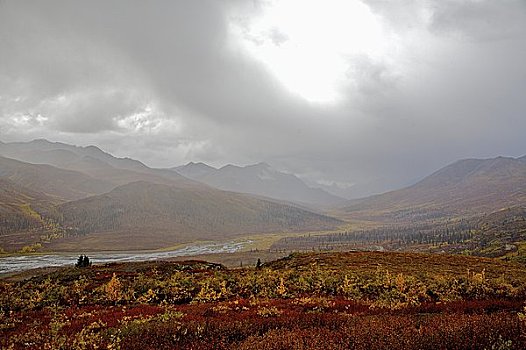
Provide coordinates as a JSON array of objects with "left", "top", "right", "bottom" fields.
[{"left": 2, "top": 251, "right": 526, "bottom": 349}]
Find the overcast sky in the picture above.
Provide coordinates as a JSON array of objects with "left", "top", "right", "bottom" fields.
[{"left": 1, "top": 0, "right": 525, "bottom": 196}]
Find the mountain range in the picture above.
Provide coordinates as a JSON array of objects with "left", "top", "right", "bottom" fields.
[
  {"left": 1, "top": 138, "right": 525, "bottom": 253},
  {"left": 0, "top": 139, "right": 342, "bottom": 251},
  {"left": 173, "top": 162, "right": 345, "bottom": 208}
]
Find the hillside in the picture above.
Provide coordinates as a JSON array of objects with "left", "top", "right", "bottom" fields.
[
  {"left": 340, "top": 156, "right": 526, "bottom": 222},
  {"left": 174, "top": 162, "right": 345, "bottom": 208},
  {"left": 0, "top": 178, "right": 64, "bottom": 251},
  {"left": 0, "top": 156, "right": 114, "bottom": 201},
  {"left": 0, "top": 178, "right": 57, "bottom": 234},
  {"left": 54, "top": 181, "right": 342, "bottom": 250},
  {"left": 428, "top": 206, "right": 526, "bottom": 259}
]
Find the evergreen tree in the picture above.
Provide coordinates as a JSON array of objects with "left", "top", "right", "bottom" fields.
[
  {"left": 75, "top": 254, "right": 91, "bottom": 268},
  {"left": 75, "top": 255, "right": 84, "bottom": 268}
]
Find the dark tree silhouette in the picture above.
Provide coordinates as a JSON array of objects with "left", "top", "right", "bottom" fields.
[
  {"left": 76, "top": 255, "right": 84, "bottom": 268},
  {"left": 75, "top": 255, "right": 91, "bottom": 268}
]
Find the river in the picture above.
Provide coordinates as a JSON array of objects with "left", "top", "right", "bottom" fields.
[{"left": 0, "top": 240, "right": 252, "bottom": 274}]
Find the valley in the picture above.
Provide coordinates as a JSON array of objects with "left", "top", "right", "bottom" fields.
[
  {"left": 0, "top": 139, "right": 342, "bottom": 253},
  {"left": 1, "top": 139, "right": 526, "bottom": 266}
]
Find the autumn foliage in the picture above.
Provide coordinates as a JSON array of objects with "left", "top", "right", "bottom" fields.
[{"left": 2, "top": 252, "right": 526, "bottom": 349}]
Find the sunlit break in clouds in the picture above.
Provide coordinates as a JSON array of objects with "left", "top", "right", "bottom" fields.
[{"left": 230, "top": 0, "right": 394, "bottom": 103}]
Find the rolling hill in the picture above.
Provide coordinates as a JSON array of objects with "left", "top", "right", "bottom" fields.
[
  {"left": 54, "top": 181, "right": 342, "bottom": 250},
  {"left": 340, "top": 156, "right": 526, "bottom": 222},
  {"left": 173, "top": 162, "right": 345, "bottom": 208}
]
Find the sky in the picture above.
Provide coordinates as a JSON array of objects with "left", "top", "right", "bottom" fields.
[{"left": 1, "top": 0, "right": 526, "bottom": 197}]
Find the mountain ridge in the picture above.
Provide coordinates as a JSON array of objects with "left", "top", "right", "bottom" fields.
[
  {"left": 0, "top": 155, "right": 115, "bottom": 201},
  {"left": 340, "top": 155, "right": 526, "bottom": 222},
  {"left": 0, "top": 139, "right": 148, "bottom": 172},
  {"left": 173, "top": 161, "right": 345, "bottom": 209},
  {"left": 0, "top": 139, "right": 199, "bottom": 189}
]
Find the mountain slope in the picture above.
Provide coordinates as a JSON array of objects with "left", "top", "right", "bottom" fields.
[
  {"left": 0, "top": 139, "right": 191, "bottom": 186},
  {"left": 0, "top": 139, "right": 147, "bottom": 172},
  {"left": 0, "top": 178, "right": 57, "bottom": 235},
  {"left": 0, "top": 139, "right": 194, "bottom": 188},
  {"left": 173, "top": 162, "right": 345, "bottom": 208},
  {"left": 341, "top": 156, "right": 526, "bottom": 222},
  {"left": 55, "top": 181, "right": 342, "bottom": 250},
  {"left": 0, "top": 156, "right": 114, "bottom": 201}
]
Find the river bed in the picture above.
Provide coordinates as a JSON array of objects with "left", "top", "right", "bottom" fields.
[{"left": 0, "top": 240, "right": 252, "bottom": 274}]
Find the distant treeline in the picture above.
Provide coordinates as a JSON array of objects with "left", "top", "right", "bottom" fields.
[
  {"left": 273, "top": 219, "right": 480, "bottom": 251},
  {"left": 273, "top": 208, "right": 526, "bottom": 252},
  {"left": 0, "top": 212, "right": 40, "bottom": 234}
]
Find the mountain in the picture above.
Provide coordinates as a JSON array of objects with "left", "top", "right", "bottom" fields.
[
  {"left": 341, "top": 156, "right": 526, "bottom": 222},
  {"left": 0, "top": 156, "right": 114, "bottom": 201},
  {"left": 0, "top": 139, "right": 196, "bottom": 188},
  {"left": 173, "top": 162, "right": 345, "bottom": 208},
  {"left": 174, "top": 162, "right": 217, "bottom": 178},
  {"left": 54, "top": 181, "right": 342, "bottom": 251},
  {"left": 0, "top": 139, "right": 147, "bottom": 172}
]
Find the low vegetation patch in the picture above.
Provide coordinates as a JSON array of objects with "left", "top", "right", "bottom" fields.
[{"left": 2, "top": 252, "right": 526, "bottom": 349}]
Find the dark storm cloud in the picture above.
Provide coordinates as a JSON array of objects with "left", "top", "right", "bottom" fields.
[{"left": 1, "top": 0, "right": 525, "bottom": 197}]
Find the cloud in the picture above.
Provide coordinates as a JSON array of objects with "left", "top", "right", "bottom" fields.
[{"left": 1, "top": 0, "right": 525, "bottom": 197}]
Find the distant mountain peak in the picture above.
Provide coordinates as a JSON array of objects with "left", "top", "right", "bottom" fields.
[
  {"left": 173, "top": 160, "right": 345, "bottom": 208},
  {"left": 28, "top": 138, "right": 53, "bottom": 146},
  {"left": 85, "top": 145, "right": 103, "bottom": 152},
  {"left": 185, "top": 161, "right": 215, "bottom": 169},
  {"left": 174, "top": 161, "right": 217, "bottom": 179}
]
